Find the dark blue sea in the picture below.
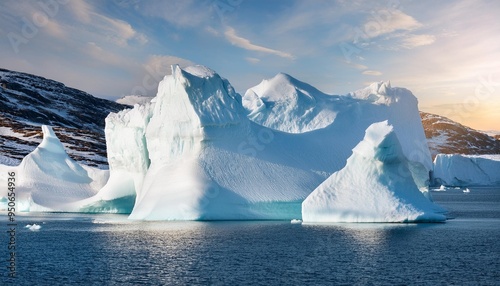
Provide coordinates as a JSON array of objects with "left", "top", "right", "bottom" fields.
[{"left": 2, "top": 187, "right": 500, "bottom": 285}]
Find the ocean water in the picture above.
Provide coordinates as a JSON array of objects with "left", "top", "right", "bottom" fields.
[{"left": 2, "top": 187, "right": 499, "bottom": 285}]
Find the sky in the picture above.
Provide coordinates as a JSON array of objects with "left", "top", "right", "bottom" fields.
[{"left": 1, "top": 0, "right": 499, "bottom": 131}]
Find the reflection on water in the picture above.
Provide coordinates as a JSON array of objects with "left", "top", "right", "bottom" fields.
[{"left": 1, "top": 187, "right": 499, "bottom": 285}]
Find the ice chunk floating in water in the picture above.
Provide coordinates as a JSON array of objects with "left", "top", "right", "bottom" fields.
[
  {"left": 433, "top": 154, "right": 500, "bottom": 187},
  {"left": 302, "top": 121, "right": 446, "bottom": 223},
  {"left": 25, "top": 224, "right": 41, "bottom": 231}
]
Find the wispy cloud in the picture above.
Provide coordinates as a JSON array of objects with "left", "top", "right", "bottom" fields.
[
  {"left": 83, "top": 42, "right": 130, "bottom": 67},
  {"left": 245, "top": 57, "right": 260, "bottom": 64},
  {"left": 355, "top": 9, "right": 438, "bottom": 51},
  {"left": 362, "top": 70, "right": 382, "bottom": 76},
  {"left": 401, "top": 34, "right": 436, "bottom": 49},
  {"left": 224, "top": 27, "right": 294, "bottom": 59},
  {"left": 127, "top": 0, "right": 212, "bottom": 28},
  {"left": 344, "top": 61, "right": 368, "bottom": 70},
  {"left": 143, "top": 55, "right": 194, "bottom": 76},
  {"left": 364, "top": 9, "right": 422, "bottom": 38},
  {"left": 66, "top": 0, "right": 147, "bottom": 47}
]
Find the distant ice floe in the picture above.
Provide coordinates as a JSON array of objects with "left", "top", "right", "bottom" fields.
[
  {"left": 25, "top": 224, "right": 41, "bottom": 231},
  {"left": 433, "top": 154, "right": 500, "bottom": 187}
]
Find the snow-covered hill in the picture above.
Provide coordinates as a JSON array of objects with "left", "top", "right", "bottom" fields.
[
  {"left": 420, "top": 111, "right": 500, "bottom": 158},
  {"left": 0, "top": 68, "right": 127, "bottom": 167}
]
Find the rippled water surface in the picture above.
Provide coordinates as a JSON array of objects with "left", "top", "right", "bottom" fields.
[{"left": 2, "top": 187, "right": 499, "bottom": 285}]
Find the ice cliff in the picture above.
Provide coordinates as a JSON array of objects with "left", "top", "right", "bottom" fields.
[
  {"left": 433, "top": 154, "right": 500, "bottom": 186},
  {"left": 302, "top": 121, "right": 446, "bottom": 223}
]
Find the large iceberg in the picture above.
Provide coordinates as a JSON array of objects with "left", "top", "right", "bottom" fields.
[
  {"left": 433, "top": 154, "right": 500, "bottom": 186},
  {"left": 0, "top": 65, "right": 438, "bottom": 221},
  {"left": 302, "top": 121, "right": 446, "bottom": 223},
  {"left": 100, "top": 65, "right": 433, "bottom": 220}
]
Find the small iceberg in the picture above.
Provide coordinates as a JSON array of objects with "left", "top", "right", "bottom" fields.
[
  {"left": 290, "top": 219, "right": 302, "bottom": 224},
  {"left": 25, "top": 224, "right": 41, "bottom": 231},
  {"left": 463, "top": 188, "right": 471, "bottom": 193}
]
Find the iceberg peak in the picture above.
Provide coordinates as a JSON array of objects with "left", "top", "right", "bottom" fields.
[
  {"left": 38, "top": 125, "right": 66, "bottom": 154},
  {"left": 352, "top": 120, "right": 404, "bottom": 163},
  {"left": 302, "top": 121, "right": 446, "bottom": 223},
  {"left": 243, "top": 72, "right": 340, "bottom": 133}
]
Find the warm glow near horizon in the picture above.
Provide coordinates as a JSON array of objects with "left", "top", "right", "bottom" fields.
[{"left": 0, "top": 0, "right": 499, "bottom": 130}]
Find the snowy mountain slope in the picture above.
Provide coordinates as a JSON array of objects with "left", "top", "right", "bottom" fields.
[
  {"left": 420, "top": 111, "right": 500, "bottom": 158},
  {"left": 0, "top": 68, "right": 127, "bottom": 167},
  {"left": 0, "top": 115, "right": 109, "bottom": 167}
]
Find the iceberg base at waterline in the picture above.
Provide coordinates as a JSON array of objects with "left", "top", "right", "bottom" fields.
[{"left": 302, "top": 121, "right": 447, "bottom": 223}]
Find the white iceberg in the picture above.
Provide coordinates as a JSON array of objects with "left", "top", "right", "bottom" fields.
[
  {"left": 433, "top": 154, "right": 500, "bottom": 186},
  {"left": 76, "top": 102, "right": 155, "bottom": 213},
  {"left": 302, "top": 121, "right": 446, "bottom": 223},
  {"left": 101, "top": 65, "right": 433, "bottom": 220},
  {"left": 0, "top": 65, "right": 440, "bottom": 221},
  {"left": 0, "top": 126, "right": 108, "bottom": 212},
  {"left": 25, "top": 224, "right": 41, "bottom": 231}
]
